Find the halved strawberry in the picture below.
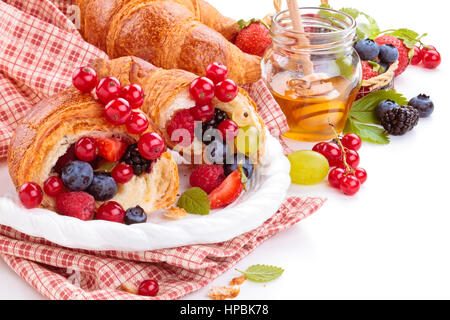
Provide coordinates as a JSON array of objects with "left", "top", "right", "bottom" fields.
[
  {"left": 209, "top": 170, "right": 244, "bottom": 209},
  {"left": 96, "top": 138, "right": 127, "bottom": 162}
]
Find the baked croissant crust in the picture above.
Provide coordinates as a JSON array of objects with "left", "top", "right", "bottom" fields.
[
  {"left": 92, "top": 56, "right": 267, "bottom": 164},
  {"left": 7, "top": 88, "right": 179, "bottom": 213},
  {"left": 76, "top": 0, "right": 261, "bottom": 84}
]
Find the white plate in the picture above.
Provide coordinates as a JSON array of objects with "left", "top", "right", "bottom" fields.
[{"left": 0, "top": 133, "right": 290, "bottom": 251}]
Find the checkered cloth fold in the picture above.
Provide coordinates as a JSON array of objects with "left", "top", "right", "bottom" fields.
[{"left": 0, "top": 0, "right": 325, "bottom": 299}]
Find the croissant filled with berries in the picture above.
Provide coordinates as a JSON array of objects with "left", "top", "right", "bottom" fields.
[
  {"left": 76, "top": 0, "right": 261, "bottom": 84},
  {"left": 7, "top": 87, "right": 179, "bottom": 220}
]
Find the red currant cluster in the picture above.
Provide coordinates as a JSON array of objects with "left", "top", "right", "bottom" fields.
[
  {"left": 313, "top": 133, "right": 367, "bottom": 196},
  {"left": 411, "top": 45, "right": 441, "bottom": 69}
]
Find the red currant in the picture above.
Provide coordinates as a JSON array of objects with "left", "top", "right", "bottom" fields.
[
  {"left": 328, "top": 167, "right": 345, "bottom": 189},
  {"left": 96, "top": 201, "right": 125, "bottom": 223},
  {"left": 354, "top": 167, "right": 368, "bottom": 184},
  {"left": 190, "top": 103, "right": 215, "bottom": 122},
  {"left": 138, "top": 280, "right": 159, "bottom": 297},
  {"left": 341, "top": 133, "right": 362, "bottom": 151},
  {"left": 422, "top": 48, "right": 441, "bottom": 69},
  {"left": 312, "top": 142, "right": 327, "bottom": 153},
  {"left": 215, "top": 79, "right": 238, "bottom": 102},
  {"left": 343, "top": 149, "right": 360, "bottom": 169},
  {"left": 411, "top": 46, "right": 423, "bottom": 66},
  {"left": 339, "top": 175, "right": 360, "bottom": 196},
  {"left": 318, "top": 142, "right": 342, "bottom": 167},
  {"left": 126, "top": 111, "right": 149, "bottom": 134},
  {"left": 18, "top": 182, "right": 43, "bottom": 209},
  {"left": 189, "top": 77, "right": 215, "bottom": 105},
  {"left": 43, "top": 176, "right": 64, "bottom": 197},
  {"left": 96, "top": 76, "right": 122, "bottom": 104},
  {"left": 205, "top": 62, "right": 228, "bottom": 84},
  {"left": 138, "top": 132, "right": 165, "bottom": 160},
  {"left": 72, "top": 67, "right": 98, "bottom": 93},
  {"left": 104, "top": 98, "right": 132, "bottom": 125},
  {"left": 75, "top": 137, "right": 97, "bottom": 162},
  {"left": 218, "top": 119, "right": 239, "bottom": 141},
  {"left": 111, "top": 163, "right": 134, "bottom": 184},
  {"left": 121, "top": 84, "right": 144, "bottom": 109}
]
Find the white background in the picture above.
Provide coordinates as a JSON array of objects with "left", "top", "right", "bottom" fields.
[{"left": 0, "top": 0, "right": 448, "bottom": 300}]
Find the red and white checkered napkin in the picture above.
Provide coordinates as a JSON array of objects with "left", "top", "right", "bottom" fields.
[{"left": 0, "top": 0, "right": 325, "bottom": 299}]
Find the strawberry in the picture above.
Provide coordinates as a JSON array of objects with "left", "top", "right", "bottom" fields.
[
  {"left": 56, "top": 191, "right": 95, "bottom": 221},
  {"left": 361, "top": 61, "right": 379, "bottom": 80},
  {"left": 96, "top": 138, "right": 127, "bottom": 162},
  {"left": 375, "top": 35, "right": 410, "bottom": 76},
  {"left": 235, "top": 19, "right": 272, "bottom": 57},
  {"left": 209, "top": 170, "right": 244, "bottom": 209}
]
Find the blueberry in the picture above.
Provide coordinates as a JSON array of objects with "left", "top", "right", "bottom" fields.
[
  {"left": 224, "top": 154, "right": 254, "bottom": 179},
  {"left": 205, "top": 139, "right": 228, "bottom": 164},
  {"left": 409, "top": 94, "right": 434, "bottom": 118},
  {"left": 124, "top": 206, "right": 147, "bottom": 225},
  {"left": 354, "top": 39, "right": 380, "bottom": 61},
  {"left": 87, "top": 173, "right": 117, "bottom": 201},
  {"left": 379, "top": 44, "right": 399, "bottom": 64},
  {"left": 377, "top": 60, "right": 390, "bottom": 73},
  {"left": 376, "top": 100, "right": 399, "bottom": 120},
  {"left": 61, "top": 161, "right": 94, "bottom": 191}
]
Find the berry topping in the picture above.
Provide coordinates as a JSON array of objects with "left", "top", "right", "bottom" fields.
[
  {"left": 235, "top": 20, "right": 272, "bottom": 57},
  {"left": 18, "top": 182, "right": 43, "bottom": 209},
  {"left": 196, "top": 108, "right": 230, "bottom": 144},
  {"left": 126, "top": 111, "right": 149, "bottom": 134},
  {"left": 205, "top": 139, "right": 229, "bottom": 164},
  {"left": 87, "top": 173, "right": 117, "bottom": 201},
  {"left": 138, "top": 280, "right": 159, "bottom": 297},
  {"left": 111, "top": 163, "right": 134, "bottom": 184},
  {"left": 422, "top": 47, "right": 441, "bottom": 69},
  {"left": 223, "top": 154, "right": 254, "bottom": 179},
  {"left": 124, "top": 206, "right": 147, "bottom": 225},
  {"left": 209, "top": 170, "right": 244, "bottom": 209},
  {"left": 339, "top": 175, "right": 361, "bottom": 196},
  {"left": 166, "top": 109, "right": 195, "bottom": 147},
  {"left": 218, "top": 119, "right": 239, "bottom": 141},
  {"left": 189, "top": 77, "right": 215, "bottom": 105},
  {"left": 378, "top": 44, "right": 399, "bottom": 64},
  {"left": 54, "top": 145, "right": 77, "bottom": 175},
  {"left": 138, "top": 132, "right": 166, "bottom": 160},
  {"left": 189, "top": 164, "right": 225, "bottom": 194},
  {"left": 376, "top": 99, "right": 399, "bottom": 120},
  {"left": 354, "top": 38, "right": 380, "bottom": 61},
  {"left": 121, "top": 84, "right": 144, "bottom": 109},
  {"left": 408, "top": 94, "right": 434, "bottom": 118},
  {"left": 375, "top": 35, "right": 410, "bottom": 76},
  {"left": 96, "top": 201, "right": 125, "bottom": 223},
  {"left": 190, "top": 103, "right": 215, "bottom": 122},
  {"left": 206, "top": 62, "right": 229, "bottom": 84},
  {"left": 328, "top": 167, "right": 346, "bottom": 189},
  {"left": 44, "top": 176, "right": 64, "bottom": 197},
  {"left": 354, "top": 168, "right": 368, "bottom": 184},
  {"left": 72, "top": 67, "right": 97, "bottom": 93},
  {"left": 121, "top": 143, "right": 151, "bottom": 176},
  {"left": 56, "top": 191, "right": 95, "bottom": 221},
  {"left": 104, "top": 98, "right": 132, "bottom": 125},
  {"left": 96, "top": 138, "right": 128, "bottom": 162},
  {"left": 61, "top": 161, "right": 94, "bottom": 191},
  {"left": 215, "top": 79, "right": 238, "bottom": 102},
  {"left": 381, "top": 105, "right": 419, "bottom": 136},
  {"left": 341, "top": 133, "right": 362, "bottom": 152},
  {"left": 96, "top": 76, "right": 121, "bottom": 104},
  {"left": 75, "top": 137, "right": 97, "bottom": 162}
]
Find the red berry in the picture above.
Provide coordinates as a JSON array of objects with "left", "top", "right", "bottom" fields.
[
  {"left": 96, "top": 201, "right": 125, "bottom": 223},
  {"left": 56, "top": 191, "right": 95, "bottom": 220},
  {"left": 44, "top": 176, "right": 64, "bottom": 197},
  {"left": 166, "top": 109, "right": 195, "bottom": 147},
  {"left": 138, "top": 132, "right": 166, "bottom": 160},
  {"left": 75, "top": 137, "right": 97, "bottom": 162},
  {"left": 104, "top": 98, "right": 132, "bottom": 125},
  {"left": 422, "top": 48, "right": 441, "bottom": 69},
  {"left": 190, "top": 165, "right": 225, "bottom": 194},
  {"left": 343, "top": 149, "right": 360, "bottom": 169},
  {"left": 72, "top": 67, "right": 98, "bottom": 93},
  {"left": 189, "top": 77, "right": 215, "bottom": 105},
  {"left": 341, "top": 133, "right": 362, "bottom": 151},
  {"left": 312, "top": 142, "right": 327, "bottom": 153},
  {"left": 354, "top": 167, "right": 368, "bottom": 184},
  {"left": 215, "top": 79, "right": 238, "bottom": 102},
  {"left": 205, "top": 62, "right": 228, "bottom": 84},
  {"left": 126, "top": 111, "right": 149, "bottom": 134},
  {"left": 96, "top": 76, "right": 121, "bottom": 104},
  {"left": 18, "top": 182, "right": 43, "bottom": 209},
  {"left": 138, "top": 280, "right": 159, "bottom": 297},
  {"left": 121, "top": 84, "right": 144, "bottom": 109},
  {"left": 217, "top": 120, "right": 239, "bottom": 141},
  {"left": 111, "top": 163, "right": 134, "bottom": 184},
  {"left": 190, "top": 103, "right": 215, "bottom": 122},
  {"left": 318, "top": 142, "right": 342, "bottom": 167},
  {"left": 411, "top": 46, "right": 423, "bottom": 66},
  {"left": 339, "top": 175, "right": 361, "bottom": 196},
  {"left": 328, "top": 167, "right": 345, "bottom": 189},
  {"left": 96, "top": 138, "right": 128, "bottom": 162}
]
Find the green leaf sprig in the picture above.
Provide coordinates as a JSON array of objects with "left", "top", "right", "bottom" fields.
[
  {"left": 237, "top": 264, "right": 284, "bottom": 283},
  {"left": 177, "top": 187, "right": 210, "bottom": 215}
]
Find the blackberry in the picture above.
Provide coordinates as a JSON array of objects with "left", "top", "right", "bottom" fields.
[
  {"left": 121, "top": 144, "right": 151, "bottom": 176},
  {"left": 381, "top": 106, "right": 419, "bottom": 136},
  {"left": 376, "top": 99, "right": 399, "bottom": 120},
  {"left": 196, "top": 109, "right": 229, "bottom": 145}
]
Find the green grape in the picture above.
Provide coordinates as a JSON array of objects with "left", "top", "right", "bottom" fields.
[
  {"left": 235, "top": 126, "right": 259, "bottom": 156},
  {"left": 288, "top": 150, "right": 329, "bottom": 185}
]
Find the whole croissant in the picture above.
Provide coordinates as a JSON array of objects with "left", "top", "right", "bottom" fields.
[{"left": 76, "top": 0, "right": 261, "bottom": 84}]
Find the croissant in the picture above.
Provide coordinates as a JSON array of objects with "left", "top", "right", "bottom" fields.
[
  {"left": 91, "top": 56, "right": 266, "bottom": 164},
  {"left": 76, "top": 0, "right": 261, "bottom": 84},
  {"left": 7, "top": 88, "right": 179, "bottom": 214}
]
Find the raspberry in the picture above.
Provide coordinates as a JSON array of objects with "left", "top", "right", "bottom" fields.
[
  {"left": 166, "top": 109, "right": 195, "bottom": 147},
  {"left": 189, "top": 165, "right": 225, "bottom": 194},
  {"left": 361, "top": 61, "right": 379, "bottom": 80},
  {"left": 56, "top": 191, "right": 95, "bottom": 221},
  {"left": 375, "top": 35, "right": 410, "bottom": 76}
]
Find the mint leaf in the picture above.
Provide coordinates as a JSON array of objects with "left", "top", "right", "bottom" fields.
[
  {"left": 237, "top": 265, "right": 284, "bottom": 283},
  {"left": 238, "top": 165, "right": 248, "bottom": 184},
  {"left": 382, "top": 28, "right": 427, "bottom": 49},
  {"left": 95, "top": 161, "right": 118, "bottom": 173},
  {"left": 340, "top": 7, "right": 360, "bottom": 19},
  {"left": 177, "top": 187, "right": 210, "bottom": 215},
  {"left": 344, "top": 118, "right": 390, "bottom": 144},
  {"left": 350, "top": 90, "right": 408, "bottom": 114}
]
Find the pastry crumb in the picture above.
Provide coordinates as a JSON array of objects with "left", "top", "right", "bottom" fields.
[
  {"left": 229, "top": 275, "right": 247, "bottom": 286},
  {"left": 120, "top": 282, "right": 138, "bottom": 294},
  {"left": 208, "top": 286, "right": 240, "bottom": 300},
  {"left": 163, "top": 206, "right": 187, "bottom": 220}
]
